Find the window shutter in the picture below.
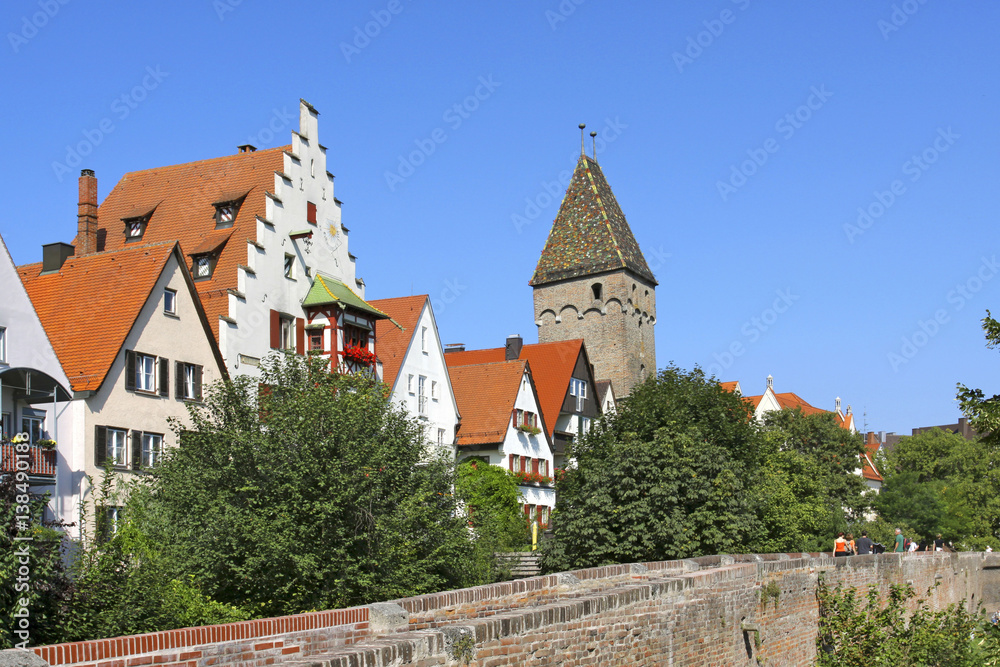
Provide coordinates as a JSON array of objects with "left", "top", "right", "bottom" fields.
[
  {"left": 307, "top": 201, "right": 317, "bottom": 224},
  {"left": 520, "top": 456, "right": 527, "bottom": 473},
  {"left": 131, "top": 430, "right": 143, "bottom": 470},
  {"left": 270, "top": 310, "right": 280, "bottom": 349},
  {"left": 296, "top": 318, "right": 305, "bottom": 355},
  {"left": 509, "top": 453, "right": 515, "bottom": 471},
  {"left": 95, "top": 426, "right": 107, "bottom": 467},
  {"left": 159, "top": 358, "right": 169, "bottom": 397},
  {"left": 194, "top": 365, "right": 203, "bottom": 401},
  {"left": 532, "top": 458, "right": 539, "bottom": 475},
  {"left": 124, "top": 350, "right": 136, "bottom": 391},
  {"left": 175, "top": 361, "right": 184, "bottom": 398}
]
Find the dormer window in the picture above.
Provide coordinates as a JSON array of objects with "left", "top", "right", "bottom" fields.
[
  {"left": 215, "top": 202, "right": 239, "bottom": 229},
  {"left": 124, "top": 216, "right": 148, "bottom": 242},
  {"left": 192, "top": 254, "right": 215, "bottom": 279}
]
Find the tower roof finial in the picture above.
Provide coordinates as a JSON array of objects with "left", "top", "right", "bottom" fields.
[
  {"left": 579, "top": 123, "right": 586, "bottom": 157},
  {"left": 590, "top": 131, "right": 597, "bottom": 161}
]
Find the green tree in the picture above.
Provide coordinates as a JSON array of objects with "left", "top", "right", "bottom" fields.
[
  {"left": 543, "top": 365, "right": 764, "bottom": 572},
  {"left": 0, "top": 472, "right": 74, "bottom": 648},
  {"left": 135, "top": 353, "right": 473, "bottom": 617},
  {"left": 958, "top": 310, "right": 1000, "bottom": 445},
  {"left": 754, "top": 409, "right": 870, "bottom": 552},
  {"left": 454, "top": 460, "right": 526, "bottom": 584}
]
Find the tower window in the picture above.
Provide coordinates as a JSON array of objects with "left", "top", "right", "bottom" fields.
[{"left": 591, "top": 283, "right": 602, "bottom": 301}]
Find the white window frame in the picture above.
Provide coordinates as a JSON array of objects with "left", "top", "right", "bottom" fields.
[
  {"left": 421, "top": 326, "right": 428, "bottom": 353},
  {"left": 418, "top": 375, "right": 427, "bottom": 415},
  {"left": 108, "top": 428, "right": 127, "bottom": 467},
  {"left": 184, "top": 364, "right": 196, "bottom": 400},
  {"left": 136, "top": 353, "right": 156, "bottom": 392},
  {"left": 437, "top": 428, "right": 445, "bottom": 445},
  {"left": 280, "top": 317, "right": 294, "bottom": 351},
  {"left": 141, "top": 432, "right": 163, "bottom": 468},
  {"left": 407, "top": 374, "right": 415, "bottom": 394},
  {"left": 570, "top": 378, "right": 587, "bottom": 412},
  {"left": 21, "top": 415, "right": 43, "bottom": 444},
  {"left": 431, "top": 380, "right": 438, "bottom": 400},
  {"left": 163, "top": 288, "right": 176, "bottom": 315}
]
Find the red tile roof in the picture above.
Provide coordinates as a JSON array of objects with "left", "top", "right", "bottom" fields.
[
  {"left": 862, "top": 431, "right": 884, "bottom": 482},
  {"left": 719, "top": 381, "right": 740, "bottom": 393},
  {"left": 18, "top": 243, "right": 178, "bottom": 392},
  {"left": 368, "top": 295, "right": 428, "bottom": 389},
  {"left": 445, "top": 340, "right": 586, "bottom": 439},
  {"left": 82, "top": 146, "right": 289, "bottom": 340},
  {"left": 448, "top": 361, "right": 527, "bottom": 446},
  {"left": 773, "top": 392, "right": 828, "bottom": 416}
]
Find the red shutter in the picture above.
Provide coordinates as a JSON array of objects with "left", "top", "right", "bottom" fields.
[
  {"left": 296, "top": 318, "right": 305, "bottom": 354},
  {"left": 532, "top": 458, "right": 539, "bottom": 475},
  {"left": 270, "top": 310, "right": 280, "bottom": 349},
  {"left": 307, "top": 201, "right": 317, "bottom": 224},
  {"left": 520, "top": 456, "right": 527, "bottom": 474},
  {"left": 509, "top": 454, "right": 515, "bottom": 471}
]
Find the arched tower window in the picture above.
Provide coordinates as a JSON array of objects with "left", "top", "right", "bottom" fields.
[{"left": 591, "top": 283, "right": 603, "bottom": 301}]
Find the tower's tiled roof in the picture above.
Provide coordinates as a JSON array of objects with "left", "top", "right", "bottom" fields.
[{"left": 530, "top": 155, "right": 656, "bottom": 287}]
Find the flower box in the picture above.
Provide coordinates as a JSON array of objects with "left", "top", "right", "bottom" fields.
[{"left": 343, "top": 344, "right": 376, "bottom": 367}]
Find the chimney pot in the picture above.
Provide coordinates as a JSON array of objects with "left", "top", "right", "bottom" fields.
[
  {"left": 77, "top": 170, "right": 98, "bottom": 255},
  {"left": 237, "top": 144, "right": 257, "bottom": 153}
]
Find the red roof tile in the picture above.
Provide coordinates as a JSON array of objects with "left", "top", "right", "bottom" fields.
[
  {"left": 445, "top": 340, "right": 586, "bottom": 439},
  {"left": 369, "top": 295, "right": 428, "bottom": 389},
  {"left": 18, "top": 243, "right": 178, "bottom": 392},
  {"left": 719, "top": 381, "right": 740, "bottom": 393},
  {"left": 448, "top": 361, "right": 527, "bottom": 446},
  {"left": 83, "top": 146, "right": 288, "bottom": 340}
]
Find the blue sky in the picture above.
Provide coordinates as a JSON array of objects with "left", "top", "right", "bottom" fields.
[{"left": 1, "top": 1, "right": 997, "bottom": 435}]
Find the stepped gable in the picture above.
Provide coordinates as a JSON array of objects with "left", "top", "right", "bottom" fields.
[
  {"left": 530, "top": 155, "right": 656, "bottom": 287},
  {"left": 18, "top": 242, "right": 178, "bottom": 392},
  {"left": 82, "top": 145, "right": 289, "bottom": 339}
]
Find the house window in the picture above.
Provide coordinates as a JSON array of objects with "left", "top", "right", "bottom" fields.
[
  {"left": 579, "top": 416, "right": 591, "bottom": 436},
  {"left": 510, "top": 455, "right": 521, "bottom": 473},
  {"left": 541, "top": 506, "right": 550, "bottom": 527},
  {"left": 407, "top": 374, "right": 415, "bottom": 394},
  {"left": 193, "top": 254, "right": 214, "bottom": 279},
  {"left": 418, "top": 376, "right": 427, "bottom": 415},
  {"left": 0, "top": 326, "right": 6, "bottom": 363},
  {"left": 280, "top": 317, "right": 294, "bottom": 351},
  {"left": 163, "top": 288, "right": 176, "bottom": 315},
  {"left": 215, "top": 203, "right": 238, "bottom": 228},
  {"left": 421, "top": 326, "right": 428, "bottom": 353},
  {"left": 21, "top": 415, "right": 43, "bottom": 444},
  {"left": 106, "top": 427, "right": 128, "bottom": 467},
  {"left": 431, "top": 380, "right": 438, "bottom": 400},
  {"left": 591, "top": 283, "right": 602, "bottom": 301},
  {"left": 307, "top": 201, "right": 317, "bottom": 225},
  {"left": 124, "top": 217, "right": 147, "bottom": 241},
  {"left": 0, "top": 412, "right": 10, "bottom": 439},
  {"left": 528, "top": 505, "right": 537, "bottom": 523},
  {"left": 136, "top": 353, "right": 156, "bottom": 392},
  {"left": 309, "top": 329, "right": 324, "bottom": 352},
  {"left": 101, "top": 506, "right": 124, "bottom": 539},
  {"left": 344, "top": 323, "right": 368, "bottom": 349},
  {"left": 437, "top": 428, "right": 445, "bottom": 445},
  {"left": 540, "top": 460, "right": 548, "bottom": 477},
  {"left": 284, "top": 254, "right": 295, "bottom": 279},
  {"left": 175, "top": 362, "right": 203, "bottom": 401},
  {"left": 570, "top": 378, "right": 587, "bottom": 412},
  {"left": 140, "top": 432, "right": 163, "bottom": 468}
]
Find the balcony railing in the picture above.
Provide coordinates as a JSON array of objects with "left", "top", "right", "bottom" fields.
[{"left": 1, "top": 441, "right": 57, "bottom": 477}]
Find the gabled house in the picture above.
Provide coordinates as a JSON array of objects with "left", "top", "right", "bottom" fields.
[
  {"left": 860, "top": 431, "right": 884, "bottom": 492},
  {"left": 595, "top": 380, "right": 616, "bottom": 415},
  {"left": 0, "top": 233, "right": 72, "bottom": 515},
  {"left": 444, "top": 337, "right": 601, "bottom": 469},
  {"left": 447, "top": 360, "right": 556, "bottom": 528},
  {"left": 18, "top": 240, "right": 226, "bottom": 536},
  {"left": 369, "top": 295, "right": 459, "bottom": 458},
  {"left": 77, "top": 99, "right": 376, "bottom": 376}
]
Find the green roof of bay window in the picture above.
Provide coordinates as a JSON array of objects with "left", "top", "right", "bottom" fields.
[{"left": 302, "top": 273, "right": 392, "bottom": 320}]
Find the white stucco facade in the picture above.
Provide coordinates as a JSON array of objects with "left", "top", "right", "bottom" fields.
[{"left": 220, "top": 101, "right": 365, "bottom": 376}]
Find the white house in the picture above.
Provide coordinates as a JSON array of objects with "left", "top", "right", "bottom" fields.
[
  {"left": 19, "top": 240, "right": 227, "bottom": 538},
  {"left": 0, "top": 233, "right": 73, "bottom": 520},
  {"left": 447, "top": 360, "right": 556, "bottom": 527},
  {"left": 81, "top": 99, "right": 369, "bottom": 377},
  {"left": 369, "top": 295, "right": 459, "bottom": 458}
]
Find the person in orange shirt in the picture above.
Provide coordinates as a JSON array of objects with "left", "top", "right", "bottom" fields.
[{"left": 833, "top": 532, "right": 849, "bottom": 557}]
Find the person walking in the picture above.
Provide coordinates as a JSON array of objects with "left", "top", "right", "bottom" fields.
[
  {"left": 846, "top": 533, "right": 856, "bottom": 555},
  {"left": 834, "top": 532, "right": 849, "bottom": 557},
  {"left": 893, "top": 528, "right": 905, "bottom": 553},
  {"left": 856, "top": 531, "right": 874, "bottom": 555}
]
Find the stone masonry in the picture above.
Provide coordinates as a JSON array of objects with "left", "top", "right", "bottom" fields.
[{"left": 24, "top": 551, "right": 999, "bottom": 667}]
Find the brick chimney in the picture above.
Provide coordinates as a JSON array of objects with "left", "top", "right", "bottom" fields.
[{"left": 77, "top": 169, "right": 98, "bottom": 255}]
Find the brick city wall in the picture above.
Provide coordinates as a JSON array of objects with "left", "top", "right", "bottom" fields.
[
  {"left": 20, "top": 552, "right": 997, "bottom": 667},
  {"left": 533, "top": 271, "right": 656, "bottom": 396}
]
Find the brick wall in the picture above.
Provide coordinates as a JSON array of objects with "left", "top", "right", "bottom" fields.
[{"left": 26, "top": 552, "right": 991, "bottom": 667}]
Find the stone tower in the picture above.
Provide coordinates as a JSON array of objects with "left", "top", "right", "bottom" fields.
[{"left": 530, "top": 148, "right": 657, "bottom": 397}]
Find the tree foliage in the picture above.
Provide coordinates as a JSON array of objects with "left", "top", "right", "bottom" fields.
[
  {"left": 454, "top": 460, "right": 526, "bottom": 584},
  {"left": 815, "top": 578, "right": 1000, "bottom": 666},
  {"left": 135, "top": 353, "right": 473, "bottom": 617},
  {"left": 544, "top": 365, "right": 764, "bottom": 571},
  {"left": 958, "top": 310, "right": 1000, "bottom": 445}
]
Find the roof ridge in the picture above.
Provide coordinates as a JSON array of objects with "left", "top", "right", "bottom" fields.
[
  {"left": 585, "top": 160, "right": 628, "bottom": 269},
  {"left": 120, "top": 145, "right": 291, "bottom": 178}
]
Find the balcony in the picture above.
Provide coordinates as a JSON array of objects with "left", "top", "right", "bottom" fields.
[{"left": 1, "top": 441, "right": 57, "bottom": 477}]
